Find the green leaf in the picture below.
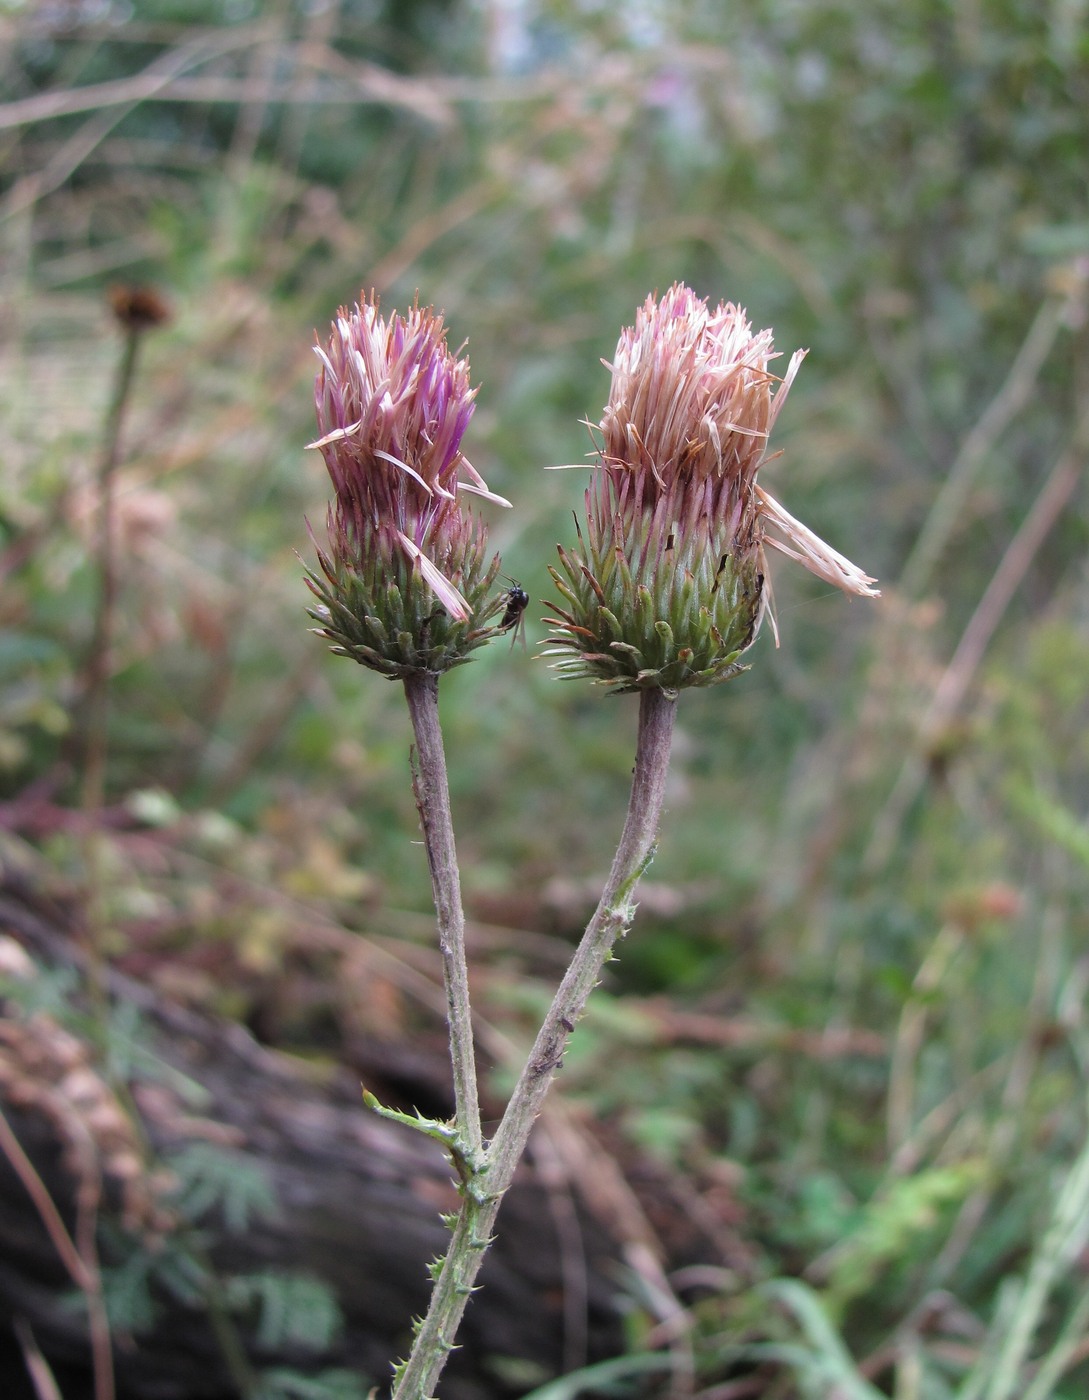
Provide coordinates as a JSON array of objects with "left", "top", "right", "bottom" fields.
[
  {"left": 226, "top": 1270, "right": 343, "bottom": 1352},
  {"left": 165, "top": 1143, "right": 279, "bottom": 1232},
  {"left": 252, "top": 1367, "right": 371, "bottom": 1400},
  {"left": 822, "top": 1163, "right": 987, "bottom": 1312}
]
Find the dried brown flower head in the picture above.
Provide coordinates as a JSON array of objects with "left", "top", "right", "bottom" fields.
[{"left": 107, "top": 285, "right": 172, "bottom": 333}]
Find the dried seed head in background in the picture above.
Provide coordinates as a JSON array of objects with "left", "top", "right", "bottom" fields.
[{"left": 107, "top": 285, "right": 172, "bottom": 333}]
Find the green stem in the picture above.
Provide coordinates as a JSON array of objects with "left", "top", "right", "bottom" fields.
[
  {"left": 77, "top": 324, "right": 143, "bottom": 1043},
  {"left": 81, "top": 326, "right": 141, "bottom": 820},
  {"left": 487, "top": 688, "right": 677, "bottom": 1195},
  {"left": 391, "top": 687, "right": 677, "bottom": 1400},
  {"left": 402, "top": 671, "right": 483, "bottom": 1162}
]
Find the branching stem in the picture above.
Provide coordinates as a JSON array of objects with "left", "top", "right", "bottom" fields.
[{"left": 391, "top": 686, "right": 677, "bottom": 1400}]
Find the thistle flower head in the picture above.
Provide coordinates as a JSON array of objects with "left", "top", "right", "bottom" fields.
[
  {"left": 305, "top": 293, "right": 511, "bottom": 677},
  {"left": 545, "top": 283, "right": 878, "bottom": 694}
]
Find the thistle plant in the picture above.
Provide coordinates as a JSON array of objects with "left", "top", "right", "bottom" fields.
[
  {"left": 304, "top": 285, "right": 877, "bottom": 1399},
  {"left": 306, "top": 293, "right": 512, "bottom": 1180}
]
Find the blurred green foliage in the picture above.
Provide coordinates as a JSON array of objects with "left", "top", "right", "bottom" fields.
[{"left": 3, "top": 0, "right": 1089, "bottom": 1394}]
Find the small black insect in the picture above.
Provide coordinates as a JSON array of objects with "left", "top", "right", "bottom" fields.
[{"left": 499, "top": 578, "right": 529, "bottom": 647}]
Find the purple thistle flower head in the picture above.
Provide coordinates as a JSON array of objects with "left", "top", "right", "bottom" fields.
[
  {"left": 305, "top": 293, "right": 511, "bottom": 677},
  {"left": 544, "top": 284, "right": 878, "bottom": 694}
]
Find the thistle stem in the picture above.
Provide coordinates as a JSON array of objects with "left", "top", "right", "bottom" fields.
[
  {"left": 487, "top": 687, "right": 677, "bottom": 1193},
  {"left": 81, "top": 326, "right": 142, "bottom": 821},
  {"left": 402, "top": 671, "right": 483, "bottom": 1162},
  {"left": 79, "top": 322, "right": 144, "bottom": 1031},
  {"left": 392, "top": 687, "right": 677, "bottom": 1400}
]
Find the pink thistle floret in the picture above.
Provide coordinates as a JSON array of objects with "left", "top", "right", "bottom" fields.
[
  {"left": 304, "top": 294, "right": 512, "bottom": 678},
  {"left": 600, "top": 282, "right": 878, "bottom": 606},
  {"left": 544, "top": 284, "right": 877, "bottom": 693},
  {"left": 309, "top": 293, "right": 509, "bottom": 622},
  {"left": 601, "top": 281, "right": 780, "bottom": 496}
]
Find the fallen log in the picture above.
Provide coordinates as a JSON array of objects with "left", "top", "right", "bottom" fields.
[{"left": 0, "top": 875, "right": 630, "bottom": 1400}]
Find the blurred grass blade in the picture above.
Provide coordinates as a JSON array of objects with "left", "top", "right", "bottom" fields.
[
  {"left": 958, "top": 1103, "right": 1089, "bottom": 1400},
  {"left": 762, "top": 1279, "right": 888, "bottom": 1399},
  {"left": 519, "top": 1352, "right": 674, "bottom": 1400}
]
